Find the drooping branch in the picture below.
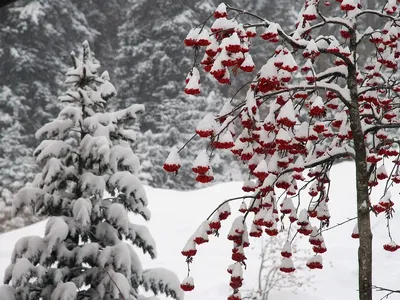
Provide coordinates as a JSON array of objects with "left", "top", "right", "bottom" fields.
[{"left": 206, "top": 195, "right": 258, "bottom": 220}]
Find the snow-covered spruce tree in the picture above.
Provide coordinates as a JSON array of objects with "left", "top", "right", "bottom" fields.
[
  {"left": 0, "top": 41, "right": 182, "bottom": 300},
  {"left": 164, "top": 1, "right": 400, "bottom": 300}
]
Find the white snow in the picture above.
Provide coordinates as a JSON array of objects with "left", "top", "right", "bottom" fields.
[
  {"left": 44, "top": 217, "right": 69, "bottom": 253},
  {"left": 110, "top": 145, "right": 140, "bottom": 175},
  {"left": 11, "top": 1, "right": 45, "bottom": 25},
  {"left": 1, "top": 163, "right": 400, "bottom": 299},
  {"left": 11, "top": 235, "right": 47, "bottom": 265},
  {"left": 51, "top": 282, "right": 78, "bottom": 300},
  {"left": 12, "top": 187, "right": 46, "bottom": 216},
  {"left": 0, "top": 285, "right": 15, "bottom": 300},
  {"left": 75, "top": 243, "right": 100, "bottom": 265},
  {"left": 11, "top": 257, "right": 33, "bottom": 287},
  {"left": 34, "top": 140, "right": 71, "bottom": 165},
  {"left": 142, "top": 268, "right": 184, "bottom": 300},
  {"left": 108, "top": 203, "right": 129, "bottom": 234},
  {"left": 72, "top": 198, "right": 92, "bottom": 229},
  {"left": 97, "top": 269, "right": 130, "bottom": 300}
]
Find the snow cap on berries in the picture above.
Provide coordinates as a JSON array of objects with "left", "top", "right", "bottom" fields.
[
  {"left": 281, "top": 241, "right": 292, "bottom": 258},
  {"left": 239, "top": 201, "right": 248, "bottom": 213},
  {"left": 279, "top": 257, "right": 296, "bottom": 273},
  {"left": 181, "top": 276, "right": 195, "bottom": 291},
  {"left": 303, "top": 3, "right": 318, "bottom": 21},
  {"left": 240, "top": 52, "right": 255, "bottom": 72},
  {"left": 383, "top": 241, "right": 400, "bottom": 252},
  {"left": 214, "top": 3, "right": 228, "bottom": 18},
  {"left": 261, "top": 22, "right": 279, "bottom": 41},
  {"left": 181, "top": 238, "right": 197, "bottom": 257},
  {"left": 197, "top": 29, "right": 212, "bottom": 46},
  {"left": 277, "top": 100, "right": 297, "bottom": 128},
  {"left": 280, "top": 197, "right": 295, "bottom": 214},
  {"left": 196, "top": 167, "right": 214, "bottom": 184},
  {"left": 196, "top": 113, "right": 217, "bottom": 138},
  {"left": 228, "top": 216, "right": 245, "bottom": 240},
  {"left": 307, "top": 255, "right": 323, "bottom": 269},
  {"left": 218, "top": 202, "right": 231, "bottom": 220},
  {"left": 192, "top": 220, "right": 210, "bottom": 245},
  {"left": 297, "top": 208, "right": 309, "bottom": 226},
  {"left": 163, "top": 146, "right": 181, "bottom": 172},
  {"left": 184, "top": 28, "right": 201, "bottom": 47},
  {"left": 351, "top": 222, "right": 359, "bottom": 239},
  {"left": 253, "top": 159, "right": 269, "bottom": 180},
  {"left": 192, "top": 150, "right": 210, "bottom": 174},
  {"left": 184, "top": 67, "right": 201, "bottom": 95}
]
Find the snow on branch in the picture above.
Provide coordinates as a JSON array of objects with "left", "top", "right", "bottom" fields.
[
  {"left": 127, "top": 223, "right": 157, "bottom": 259},
  {"left": 142, "top": 268, "right": 184, "bottom": 300}
]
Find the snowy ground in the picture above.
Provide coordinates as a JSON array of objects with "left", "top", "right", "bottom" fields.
[{"left": 1, "top": 162, "right": 400, "bottom": 299}]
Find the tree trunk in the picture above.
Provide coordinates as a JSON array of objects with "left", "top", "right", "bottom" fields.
[{"left": 348, "top": 30, "right": 373, "bottom": 300}]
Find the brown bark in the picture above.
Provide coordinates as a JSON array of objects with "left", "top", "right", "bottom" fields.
[{"left": 348, "top": 28, "right": 373, "bottom": 300}]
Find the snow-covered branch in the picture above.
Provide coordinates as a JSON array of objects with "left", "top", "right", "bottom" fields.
[{"left": 356, "top": 10, "right": 400, "bottom": 22}]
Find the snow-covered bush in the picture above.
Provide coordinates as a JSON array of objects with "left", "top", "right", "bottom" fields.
[
  {"left": 165, "top": 1, "right": 400, "bottom": 300},
  {"left": 0, "top": 41, "right": 182, "bottom": 300}
]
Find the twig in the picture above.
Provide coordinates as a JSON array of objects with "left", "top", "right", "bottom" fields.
[
  {"left": 206, "top": 195, "right": 258, "bottom": 220},
  {"left": 372, "top": 285, "right": 400, "bottom": 300},
  {"left": 311, "top": 216, "right": 358, "bottom": 236},
  {"left": 177, "top": 133, "right": 197, "bottom": 153}
]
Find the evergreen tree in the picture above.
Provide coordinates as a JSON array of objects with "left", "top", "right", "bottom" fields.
[{"left": 0, "top": 41, "right": 181, "bottom": 300}]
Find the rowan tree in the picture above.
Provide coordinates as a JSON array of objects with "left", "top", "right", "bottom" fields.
[{"left": 163, "top": 1, "right": 400, "bottom": 300}]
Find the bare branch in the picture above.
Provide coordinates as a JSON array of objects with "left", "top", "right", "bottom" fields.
[
  {"left": 372, "top": 285, "right": 400, "bottom": 300},
  {"left": 317, "top": 216, "right": 358, "bottom": 235}
]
